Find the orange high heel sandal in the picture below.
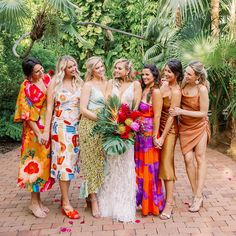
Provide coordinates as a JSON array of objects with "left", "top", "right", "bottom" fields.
[{"left": 61, "top": 207, "right": 80, "bottom": 219}]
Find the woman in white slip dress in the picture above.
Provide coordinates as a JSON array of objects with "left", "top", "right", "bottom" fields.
[{"left": 98, "top": 59, "right": 142, "bottom": 222}]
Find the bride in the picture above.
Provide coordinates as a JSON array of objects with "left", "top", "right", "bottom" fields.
[{"left": 98, "top": 58, "right": 142, "bottom": 222}]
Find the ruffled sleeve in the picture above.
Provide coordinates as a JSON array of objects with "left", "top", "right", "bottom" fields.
[{"left": 14, "top": 80, "right": 41, "bottom": 122}]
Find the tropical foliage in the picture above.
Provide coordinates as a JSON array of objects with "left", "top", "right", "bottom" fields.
[
  {"left": 0, "top": 0, "right": 236, "bottom": 158},
  {"left": 143, "top": 0, "right": 236, "bottom": 157}
]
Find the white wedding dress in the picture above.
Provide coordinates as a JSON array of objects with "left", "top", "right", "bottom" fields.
[{"left": 98, "top": 82, "right": 136, "bottom": 222}]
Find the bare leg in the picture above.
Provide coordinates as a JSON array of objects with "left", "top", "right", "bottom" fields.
[
  {"left": 188, "top": 132, "right": 208, "bottom": 212},
  {"left": 184, "top": 151, "right": 197, "bottom": 195},
  {"left": 165, "top": 180, "right": 174, "bottom": 203},
  {"left": 29, "top": 192, "right": 46, "bottom": 218},
  {"left": 90, "top": 193, "right": 100, "bottom": 218},
  {"left": 59, "top": 180, "right": 73, "bottom": 210},
  {"left": 160, "top": 180, "right": 174, "bottom": 220},
  {"left": 59, "top": 180, "right": 80, "bottom": 219},
  {"left": 194, "top": 132, "right": 208, "bottom": 197},
  {"left": 37, "top": 193, "right": 49, "bottom": 213}
]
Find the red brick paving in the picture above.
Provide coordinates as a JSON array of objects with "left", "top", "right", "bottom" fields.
[{"left": 0, "top": 144, "right": 236, "bottom": 236}]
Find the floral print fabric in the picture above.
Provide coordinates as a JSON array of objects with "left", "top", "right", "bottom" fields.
[
  {"left": 135, "top": 101, "right": 165, "bottom": 215},
  {"left": 50, "top": 88, "right": 81, "bottom": 181},
  {"left": 14, "top": 75, "right": 54, "bottom": 192}
]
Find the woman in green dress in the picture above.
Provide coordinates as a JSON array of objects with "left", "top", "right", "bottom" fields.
[{"left": 79, "top": 56, "right": 107, "bottom": 218}]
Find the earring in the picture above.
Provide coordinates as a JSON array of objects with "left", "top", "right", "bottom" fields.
[{"left": 195, "top": 80, "right": 199, "bottom": 85}]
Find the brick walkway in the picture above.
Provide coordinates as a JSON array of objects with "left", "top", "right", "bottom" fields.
[{"left": 0, "top": 144, "right": 236, "bottom": 236}]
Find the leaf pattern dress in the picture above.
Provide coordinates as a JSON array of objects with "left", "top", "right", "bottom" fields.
[
  {"left": 50, "top": 87, "right": 81, "bottom": 181},
  {"left": 79, "top": 86, "right": 105, "bottom": 198},
  {"left": 14, "top": 75, "right": 54, "bottom": 192}
]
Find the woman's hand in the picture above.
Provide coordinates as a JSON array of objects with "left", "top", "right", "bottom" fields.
[
  {"left": 169, "top": 107, "right": 182, "bottom": 116},
  {"left": 153, "top": 136, "right": 162, "bottom": 149},
  {"left": 41, "top": 131, "right": 50, "bottom": 145},
  {"left": 156, "top": 136, "right": 164, "bottom": 148},
  {"left": 36, "top": 132, "right": 43, "bottom": 145}
]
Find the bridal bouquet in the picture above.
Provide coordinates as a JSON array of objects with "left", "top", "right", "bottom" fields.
[{"left": 92, "top": 95, "right": 141, "bottom": 156}]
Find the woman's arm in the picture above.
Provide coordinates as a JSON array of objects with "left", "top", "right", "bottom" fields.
[
  {"left": 27, "top": 121, "right": 43, "bottom": 144},
  {"left": 41, "top": 80, "right": 56, "bottom": 144},
  {"left": 152, "top": 88, "right": 163, "bottom": 147},
  {"left": 170, "top": 86, "right": 209, "bottom": 117},
  {"left": 133, "top": 80, "right": 142, "bottom": 110},
  {"left": 80, "top": 82, "right": 97, "bottom": 121},
  {"left": 156, "top": 88, "right": 181, "bottom": 147},
  {"left": 105, "top": 80, "right": 113, "bottom": 100}
]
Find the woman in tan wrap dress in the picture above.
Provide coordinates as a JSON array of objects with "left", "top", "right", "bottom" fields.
[
  {"left": 156, "top": 59, "right": 183, "bottom": 220},
  {"left": 170, "top": 61, "right": 210, "bottom": 213}
]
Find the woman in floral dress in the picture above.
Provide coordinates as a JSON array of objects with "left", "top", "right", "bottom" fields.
[
  {"left": 43, "top": 55, "right": 83, "bottom": 219},
  {"left": 14, "top": 57, "right": 54, "bottom": 218},
  {"left": 135, "top": 64, "right": 165, "bottom": 216}
]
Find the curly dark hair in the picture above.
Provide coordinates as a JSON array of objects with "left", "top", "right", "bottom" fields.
[
  {"left": 22, "top": 57, "right": 42, "bottom": 77},
  {"left": 141, "top": 64, "right": 160, "bottom": 103}
]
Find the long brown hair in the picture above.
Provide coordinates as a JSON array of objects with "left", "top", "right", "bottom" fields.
[{"left": 141, "top": 64, "right": 160, "bottom": 103}]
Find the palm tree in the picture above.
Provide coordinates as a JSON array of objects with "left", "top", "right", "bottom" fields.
[
  {"left": 0, "top": 0, "right": 145, "bottom": 59},
  {"left": 211, "top": 0, "right": 220, "bottom": 37},
  {"left": 144, "top": 0, "right": 236, "bottom": 158}
]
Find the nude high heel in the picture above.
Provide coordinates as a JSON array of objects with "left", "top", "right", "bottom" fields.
[
  {"left": 189, "top": 196, "right": 203, "bottom": 212},
  {"left": 159, "top": 201, "right": 174, "bottom": 220}
]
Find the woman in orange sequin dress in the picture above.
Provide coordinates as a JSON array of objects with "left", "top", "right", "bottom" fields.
[
  {"left": 135, "top": 64, "right": 165, "bottom": 216},
  {"left": 14, "top": 57, "right": 54, "bottom": 218},
  {"left": 170, "top": 61, "right": 210, "bottom": 213}
]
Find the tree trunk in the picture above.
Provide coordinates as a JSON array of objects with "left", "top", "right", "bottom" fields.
[
  {"left": 210, "top": 103, "right": 220, "bottom": 146},
  {"left": 175, "top": 5, "right": 182, "bottom": 27},
  {"left": 228, "top": 117, "right": 236, "bottom": 160},
  {"left": 229, "top": 0, "right": 236, "bottom": 38},
  {"left": 211, "top": 0, "right": 220, "bottom": 37}
]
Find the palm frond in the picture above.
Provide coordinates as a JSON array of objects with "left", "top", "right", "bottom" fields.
[
  {"left": 0, "top": 0, "right": 28, "bottom": 27},
  {"left": 178, "top": 36, "right": 217, "bottom": 65},
  {"left": 144, "top": 44, "right": 162, "bottom": 63},
  {"left": 159, "top": 0, "right": 208, "bottom": 21},
  {"left": 47, "top": 0, "right": 79, "bottom": 15},
  {"left": 61, "top": 21, "right": 93, "bottom": 48},
  {"left": 103, "top": 136, "right": 133, "bottom": 156}
]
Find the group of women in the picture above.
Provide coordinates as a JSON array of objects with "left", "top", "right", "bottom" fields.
[{"left": 14, "top": 55, "right": 210, "bottom": 222}]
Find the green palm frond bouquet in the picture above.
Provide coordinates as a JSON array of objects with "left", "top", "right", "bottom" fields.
[{"left": 92, "top": 95, "right": 141, "bottom": 156}]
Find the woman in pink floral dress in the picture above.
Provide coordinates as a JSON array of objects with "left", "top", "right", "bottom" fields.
[{"left": 14, "top": 57, "right": 54, "bottom": 218}]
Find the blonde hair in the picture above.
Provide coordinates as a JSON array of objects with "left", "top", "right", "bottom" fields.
[
  {"left": 85, "top": 56, "right": 105, "bottom": 81},
  {"left": 189, "top": 60, "right": 210, "bottom": 91},
  {"left": 113, "top": 58, "right": 134, "bottom": 82},
  {"left": 54, "top": 55, "right": 83, "bottom": 92},
  {"left": 182, "top": 60, "right": 210, "bottom": 91}
]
